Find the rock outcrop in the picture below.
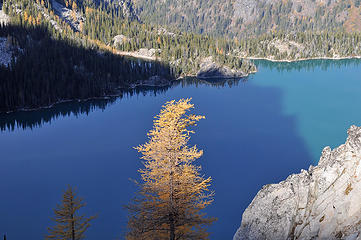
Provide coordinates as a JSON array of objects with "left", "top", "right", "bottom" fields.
[
  {"left": 234, "top": 125, "right": 361, "bottom": 240},
  {"left": 0, "top": 36, "right": 21, "bottom": 67},
  {"left": 112, "top": 35, "right": 129, "bottom": 47},
  {"left": 51, "top": 0, "right": 84, "bottom": 32},
  {"left": 0, "top": 9, "right": 9, "bottom": 26},
  {"left": 0, "top": 0, "right": 9, "bottom": 26},
  {"left": 196, "top": 57, "right": 247, "bottom": 79}
]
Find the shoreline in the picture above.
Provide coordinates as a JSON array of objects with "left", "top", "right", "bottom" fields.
[
  {"left": 246, "top": 56, "right": 361, "bottom": 63},
  {"left": 0, "top": 72, "right": 252, "bottom": 114},
  {"left": 1, "top": 80, "right": 175, "bottom": 114},
  {"left": 2, "top": 95, "right": 121, "bottom": 114},
  {"left": 2, "top": 56, "right": 360, "bottom": 114}
]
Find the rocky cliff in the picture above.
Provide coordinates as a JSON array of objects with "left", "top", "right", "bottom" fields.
[
  {"left": 196, "top": 57, "right": 249, "bottom": 79},
  {"left": 234, "top": 125, "right": 361, "bottom": 240}
]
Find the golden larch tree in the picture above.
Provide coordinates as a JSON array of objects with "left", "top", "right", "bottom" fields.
[
  {"left": 72, "top": 1, "right": 77, "bottom": 10},
  {"left": 46, "top": 185, "right": 96, "bottom": 240},
  {"left": 127, "top": 99, "right": 215, "bottom": 240},
  {"left": 36, "top": 13, "right": 42, "bottom": 25}
]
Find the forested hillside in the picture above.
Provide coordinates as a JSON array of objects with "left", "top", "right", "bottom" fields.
[
  {"left": 1, "top": 0, "right": 361, "bottom": 112},
  {"left": 0, "top": 0, "right": 256, "bottom": 112},
  {"left": 135, "top": 0, "right": 361, "bottom": 36},
  {"left": 0, "top": 0, "right": 173, "bottom": 112},
  {"left": 0, "top": 23, "right": 173, "bottom": 112}
]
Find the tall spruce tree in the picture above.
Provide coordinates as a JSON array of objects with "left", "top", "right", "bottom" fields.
[
  {"left": 127, "top": 98, "right": 215, "bottom": 240},
  {"left": 46, "top": 186, "right": 96, "bottom": 240}
]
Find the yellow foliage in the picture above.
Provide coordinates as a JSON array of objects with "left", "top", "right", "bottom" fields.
[
  {"left": 157, "top": 36, "right": 162, "bottom": 45},
  {"left": 220, "top": 48, "right": 223, "bottom": 55},
  {"left": 72, "top": 1, "right": 77, "bottom": 10},
  {"left": 36, "top": 13, "right": 42, "bottom": 25},
  {"left": 71, "top": 10, "right": 77, "bottom": 22},
  {"left": 28, "top": 15, "right": 33, "bottom": 25},
  {"left": 127, "top": 99, "right": 215, "bottom": 240},
  {"left": 24, "top": 12, "right": 29, "bottom": 22}
]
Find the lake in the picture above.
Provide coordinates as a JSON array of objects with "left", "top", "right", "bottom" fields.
[{"left": 1, "top": 59, "right": 361, "bottom": 239}]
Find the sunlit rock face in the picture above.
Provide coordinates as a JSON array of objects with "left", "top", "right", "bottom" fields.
[
  {"left": 196, "top": 57, "right": 247, "bottom": 79},
  {"left": 234, "top": 125, "right": 361, "bottom": 240}
]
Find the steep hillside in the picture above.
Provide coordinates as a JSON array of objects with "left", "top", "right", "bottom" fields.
[{"left": 135, "top": 0, "right": 361, "bottom": 36}]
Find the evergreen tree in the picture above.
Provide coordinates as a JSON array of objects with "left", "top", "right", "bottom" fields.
[
  {"left": 127, "top": 99, "right": 215, "bottom": 240},
  {"left": 46, "top": 186, "right": 96, "bottom": 240}
]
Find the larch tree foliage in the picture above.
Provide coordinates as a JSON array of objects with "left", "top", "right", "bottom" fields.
[
  {"left": 46, "top": 185, "right": 96, "bottom": 240},
  {"left": 127, "top": 98, "right": 215, "bottom": 240}
]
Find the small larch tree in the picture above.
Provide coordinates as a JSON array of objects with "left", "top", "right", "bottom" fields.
[
  {"left": 127, "top": 98, "right": 215, "bottom": 240},
  {"left": 46, "top": 185, "right": 96, "bottom": 240}
]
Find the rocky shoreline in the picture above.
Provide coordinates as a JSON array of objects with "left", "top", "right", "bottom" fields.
[
  {"left": 234, "top": 125, "right": 361, "bottom": 240},
  {"left": 196, "top": 56, "right": 254, "bottom": 79}
]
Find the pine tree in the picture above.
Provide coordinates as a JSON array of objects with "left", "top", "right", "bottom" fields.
[
  {"left": 126, "top": 99, "right": 215, "bottom": 240},
  {"left": 46, "top": 186, "right": 96, "bottom": 240}
]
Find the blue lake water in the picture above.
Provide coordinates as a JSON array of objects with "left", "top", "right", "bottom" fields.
[{"left": 1, "top": 59, "right": 361, "bottom": 239}]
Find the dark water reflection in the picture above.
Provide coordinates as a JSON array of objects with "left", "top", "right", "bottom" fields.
[
  {"left": 0, "top": 78, "right": 246, "bottom": 132},
  {"left": 255, "top": 58, "right": 361, "bottom": 72}
]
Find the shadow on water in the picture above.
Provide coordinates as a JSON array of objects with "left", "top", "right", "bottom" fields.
[
  {"left": 0, "top": 98, "right": 117, "bottom": 131},
  {"left": 0, "top": 77, "right": 247, "bottom": 132}
]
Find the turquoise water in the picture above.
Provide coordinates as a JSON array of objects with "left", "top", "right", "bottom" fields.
[
  {"left": 254, "top": 60, "right": 361, "bottom": 164},
  {"left": 0, "top": 59, "right": 360, "bottom": 239}
]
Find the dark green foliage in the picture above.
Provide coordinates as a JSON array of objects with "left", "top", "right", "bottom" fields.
[
  {"left": 80, "top": 1, "right": 256, "bottom": 76},
  {"left": 0, "top": 23, "right": 173, "bottom": 112}
]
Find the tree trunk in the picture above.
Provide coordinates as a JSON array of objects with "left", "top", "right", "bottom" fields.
[
  {"left": 169, "top": 169, "right": 175, "bottom": 240},
  {"left": 71, "top": 214, "right": 75, "bottom": 240},
  {"left": 170, "top": 214, "right": 175, "bottom": 240},
  {"left": 71, "top": 199, "right": 75, "bottom": 240}
]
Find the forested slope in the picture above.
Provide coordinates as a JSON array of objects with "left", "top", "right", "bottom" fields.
[
  {"left": 0, "top": 24, "right": 173, "bottom": 112},
  {"left": 135, "top": 0, "right": 361, "bottom": 36},
  {"left": 0, "top": 0, "right": 173, "bottom": 112},
  {"left": 0, "top": 0, "right": 256, "bottom": 112}
]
